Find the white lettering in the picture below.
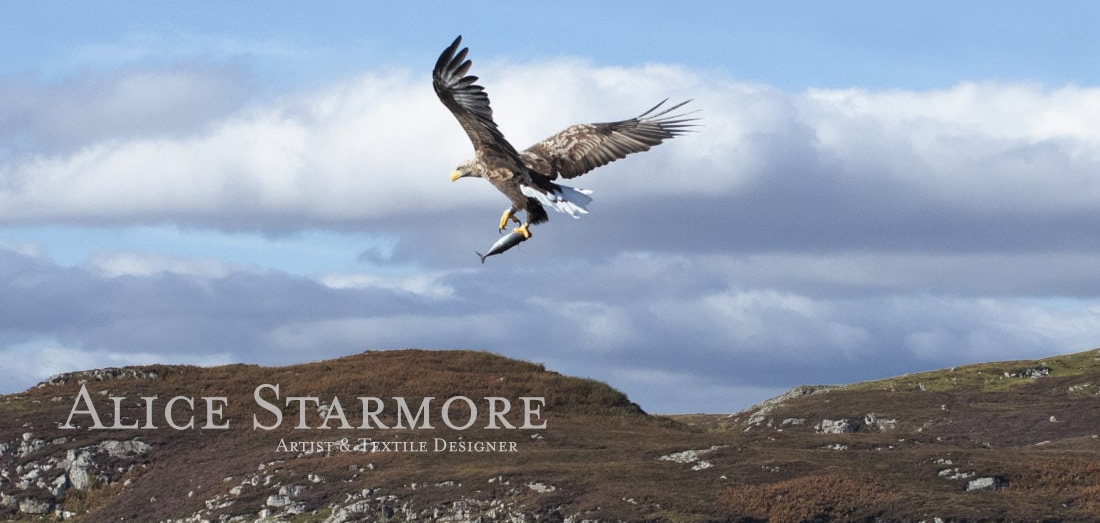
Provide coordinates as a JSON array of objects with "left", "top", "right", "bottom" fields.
[
  {"left": 61, "top": 383, "right": 106, "bottom": 429},
  {"left": 520, "top": 397, "right": 547, "bottom": 429},
  {"left": 203, "top": 397, "right": 230, "bottom": 429},
  {"left": 164, "top": 396, "right": 194, "bottom": 430},
  {"left": 253, "top": 383, "right": 282, "bottom": 430},
  {"left": 358, "top": 397, "right": 388, "bottom": 429},
  {"left": 286, "top": 396, "right": 319, "bottom": 429},
  {"left": 393, "top": 397, "right": 434, "bottom": 429},
  {"left": 140, "top": 396, "right": 158, "bottom": 429},
  {"left": 485, "top": 396, "right": 515, "bottom": 429},
  {"left": 318, "top": 397, "right": 353, "bottom": 429},
  {"left": 109, "top": 396, "right": 139, "bottom": 429},
  {"left": 441, "top": 396, "right": 477, "bottom": 430}
]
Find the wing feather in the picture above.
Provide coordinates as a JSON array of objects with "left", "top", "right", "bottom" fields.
[
  {"left": 521, "top": 99, "right": 699, "bottom": 180},
  {"left": 432, "top": 36, "right": 523, "bottom": 164}
]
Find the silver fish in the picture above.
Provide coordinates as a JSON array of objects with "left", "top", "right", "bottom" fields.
[{"left": 476, "top": 231, "right": 528, "bottom": 263}]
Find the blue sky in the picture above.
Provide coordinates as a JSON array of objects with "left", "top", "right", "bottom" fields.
[{"left": 4, "top": 2, "right": 1100, "bottom": 413}]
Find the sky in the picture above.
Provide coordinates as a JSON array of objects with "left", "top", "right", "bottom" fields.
[{"left": 3, "top": 2, "right": 1100, "bottom": 413}]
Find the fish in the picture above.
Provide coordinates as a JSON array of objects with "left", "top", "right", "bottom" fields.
[{"left": 476, "top": 231, "right": 528, "bottom": 263}]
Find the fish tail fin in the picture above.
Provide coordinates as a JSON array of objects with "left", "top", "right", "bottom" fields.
[{"left": 476, "top": 251, "right": 487, "bottom": 264}]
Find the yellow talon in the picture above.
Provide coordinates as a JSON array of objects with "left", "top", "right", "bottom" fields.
[
  {"left": 513, "top": 223, "right": 531, "bottom": 239},
  {"left": 498, "top": 209, "right": 519, "bottom": 231}
]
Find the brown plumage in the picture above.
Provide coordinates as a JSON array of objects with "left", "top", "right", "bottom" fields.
[
  {"left": 432, "top": 35, "right": 697, "bottom": 239},
  {"left": 520, "top": 99, "right": 696, "bottom": 180}
]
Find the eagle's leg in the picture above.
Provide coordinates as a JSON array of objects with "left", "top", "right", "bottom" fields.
[{"left": 498, "top": 207, "right": 520, "bottom": 233}]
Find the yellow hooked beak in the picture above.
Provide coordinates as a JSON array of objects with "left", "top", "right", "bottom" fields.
[{"left": 449, "top": 170, "right": 464, "bottom": 182}]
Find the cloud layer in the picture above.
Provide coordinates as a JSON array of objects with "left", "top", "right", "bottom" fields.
[{"left": 4, "top": 58, "right": 1100, "bottom": 412}]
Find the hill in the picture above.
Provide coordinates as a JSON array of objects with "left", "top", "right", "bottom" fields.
[{"left": 2, "top": 348, "right": 1100, "bottom": 522}]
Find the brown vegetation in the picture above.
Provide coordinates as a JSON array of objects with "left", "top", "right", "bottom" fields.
[
  {"left": 2, "top": 348, "right": 1100, "bottom": 522},
  {"left": 720, "top": 473, "right": 902, "bottom": 523}
]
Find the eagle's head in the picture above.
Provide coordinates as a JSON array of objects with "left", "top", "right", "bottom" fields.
[{"left": 449, "top": 159, "right": 483, "bottom": 182}]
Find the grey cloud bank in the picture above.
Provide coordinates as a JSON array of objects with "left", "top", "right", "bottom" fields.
[{"left": 3, "top": 61, "right": 1100, "bottom": 413}]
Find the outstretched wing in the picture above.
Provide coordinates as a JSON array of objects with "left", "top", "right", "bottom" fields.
[
  {"left": 520, "top": 99, "right": 698, "bottom": 180},
  {"left": 432, "top": 35, "right": 522, "bottom": 166}
]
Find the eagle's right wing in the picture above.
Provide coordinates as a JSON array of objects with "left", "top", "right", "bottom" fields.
[{"left": 521, "top": 100, "right": 698, "bottom": 180}]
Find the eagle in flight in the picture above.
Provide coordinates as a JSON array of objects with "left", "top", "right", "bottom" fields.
[{"left": 433, "top": 35, "right": 696, "bottom": 239}]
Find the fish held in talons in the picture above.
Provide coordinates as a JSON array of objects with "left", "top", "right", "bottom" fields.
[{"left": 477, "top": 231, "right": 529, "bottom": 264}]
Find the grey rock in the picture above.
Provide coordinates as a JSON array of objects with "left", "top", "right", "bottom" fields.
[
  {"left": 43, "top": 367, "right": 171, "bottom": 386},
  {"left": 99, "top": 439, "right": 152, "bottom": 458},
  {"left": 817, "top": 419, "right": 860, "bottom": 434},
  {"left": 51, "top": 473, "right": 69, "bottom": 497},
  {"left": 864, "top": 412, "right": 898, "bottom": 431},
  {"left": 279, "top": 484, "right": 305, "bottom": 498},
  {"left": 17, "top": 440, "right": 45, "bottom": 458},
  {"left": 967, "top": 477, "right": 1003, "bottom": 491},
  {"left": 19, "top": 497, "right": 53, "bottom": 515},
  {"left": 742, "top": 385, "right": 839, "bottom": 430},
  {"left": 66, "top": 449, "right": 97, "bottom": 490},
  {"left": 266, "top": 494, "right": 293, "bottom": 508}
]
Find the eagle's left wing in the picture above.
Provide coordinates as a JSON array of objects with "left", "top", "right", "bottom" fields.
[
  {"left": 432, "top": 35, "right": 522, "bottom": 165},
  {"left": 520, "top": 99, "right": 698, "bottom": 180}
]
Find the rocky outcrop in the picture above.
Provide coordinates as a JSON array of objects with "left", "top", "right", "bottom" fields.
[
  {"left": 159, "top": 473, "right": 576, "bottom": 523},
  {"left": 816, "top": 418, "right": 860, "bottom": 434},
  {"left": 966, "top": 476, "right": 1005, "bottom": 491},
  {"left": 0, "top": 434, "right": 152, "bottom": 517},
  {"left": 815, "top": 413, "right": 900, "bottom": 434},
  {"left": 3, "top": 349, "right": 1099, "bottom": 522},
  {"left": 1004, "top": 366, "right": 1051, "bottom": 379},
  {"left": 39, "top": 366, "right": 181, "bottom": 387},
  {"left": 864, "top": 412, "right": 897, "bottom": 431},
  {"left": 657, "top": 446, "right": 724, "bottom": 471},
  {"left": 743, "top": 386, "right": 903, "bottom": 437},
  {"left": 4, "top": 448, "right": 581, "bottom": 523},
  {"left": 18, "top": 497, "right": 52, "bottom": 515},
  {"left": 741, "top": 385, "right": 839, "bottom": 431}
]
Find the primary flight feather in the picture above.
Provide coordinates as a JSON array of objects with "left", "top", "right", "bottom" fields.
[{"left": 432, "top": 35, "right": 696, "bottom": 239}]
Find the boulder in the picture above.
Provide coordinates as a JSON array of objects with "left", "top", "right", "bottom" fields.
[
  {"left": 19, "top": 497, "right": 53, "bottom": 515},
  {"left": 967, "top": 477, "right": 1003, "bottom": 491},
  {"left": 99, "top": 439, "right": 152, "bottom": 458},
  {"left": 66, "top": 449, "right": 96, "bottom": 490},
  {"left": 266, "top": 494, "right": 293, "bottom": 508},
  {"left": 816, "top": 419, "right": 860, "bottom": 434}
]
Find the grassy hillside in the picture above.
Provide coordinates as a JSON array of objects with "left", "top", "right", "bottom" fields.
[{"left": 3, "top": 348, "right": 1100, "bottom": 522}]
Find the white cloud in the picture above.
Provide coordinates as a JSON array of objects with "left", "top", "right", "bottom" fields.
[
  {"left": 0, "top": 67, "right": 247, "bottom": 154},
  {"left": 528, "top": 298, "right": 639, "bottom": 351},
  {"left": 892, "top": 296, "right": 1100, "bottom": 364},
  {"left": 87, "top": 252, "right": 239, "bottom": 279},
  {"left": 690, "top": 251, "right": 1100, "bottom": 296},
  {"left": 320, "top": 270, "right": 458, "bottom": 299},
  {"left": 266, "top": 313, "right": 519, "bottom": 354},
  {"left": 3, "top": 238, "right": 1100, "bottom": 411},
  {"left": 606, "top": 367, "right": 789, "bottom": 414},
  {"left": 6, "top": 57, "right": 1100, "bottom": 413},
  {"left": 6, "top": 63, "right": 1100, "bottom": 232},
  {"left": 0, "top": 238, "right": 45, "bottom": 259},
  {"left": 803, "top": 82, "right": 1100, "bottom": 214},
  {"left": 650, "top": 289, "right": 872, "bottom": 358},
  {"left": 0, "top": 338, "right": 235, "bottom": 393}
]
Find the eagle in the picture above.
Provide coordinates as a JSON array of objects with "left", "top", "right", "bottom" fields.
[{"left": 432, "top": 35, "right": 696, "bottom": 239}]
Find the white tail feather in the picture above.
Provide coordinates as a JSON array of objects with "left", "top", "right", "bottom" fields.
[{"left": 521, "top": 185, "right": 593, "bottom": 218}]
